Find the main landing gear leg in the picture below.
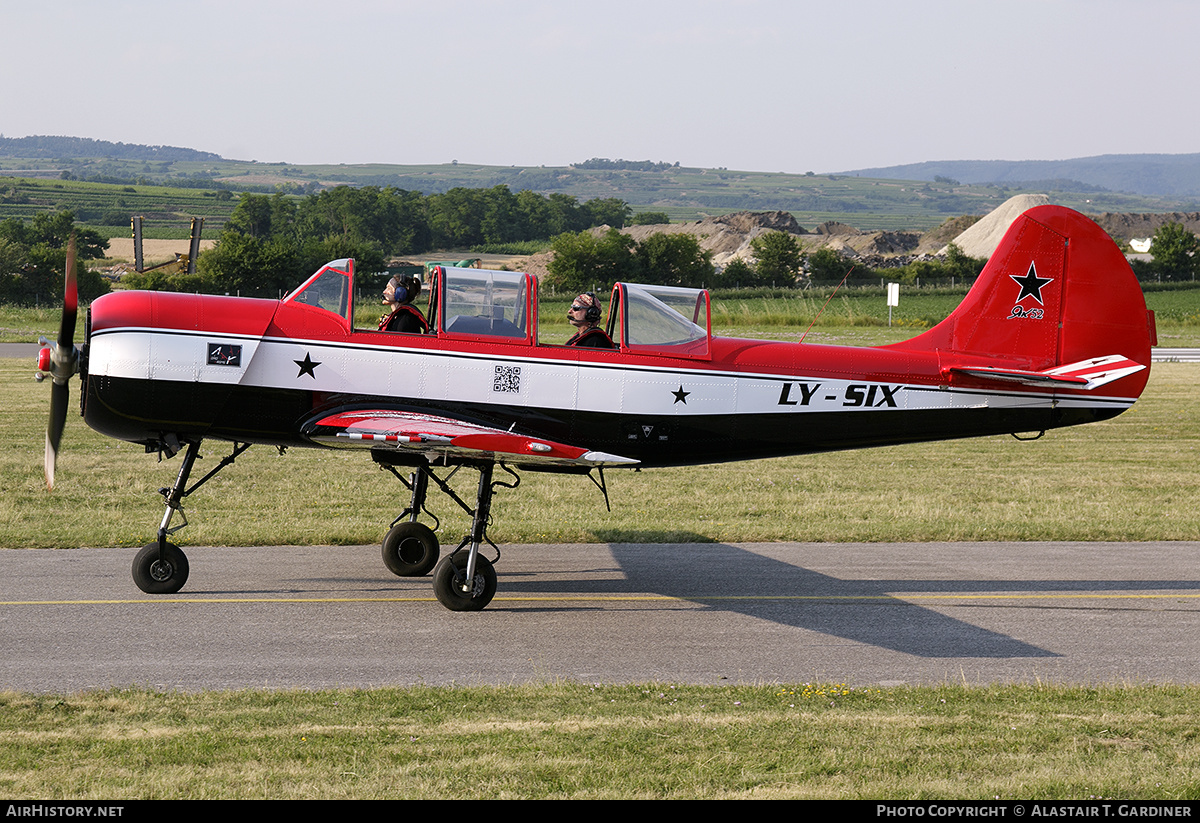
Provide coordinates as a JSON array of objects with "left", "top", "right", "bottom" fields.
[
  {"left": 381, "top": 467, "right": 440, "bottom": 577},
  {"left": 131, "top": 439, "right": 251, "bottom": 594},
  {"left": 432, "top": 462, "right": 513, "bottom": 612}
]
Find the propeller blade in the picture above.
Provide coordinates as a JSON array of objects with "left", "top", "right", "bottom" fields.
[
  {"left": 44, "top": 235, "right": 78, "bottom": 490},
  {"left": 59, "top": 234, "right": 77, "bottom": 348},
  {"left": 46, "top": 381, "right": 69, "bottom": 488}
]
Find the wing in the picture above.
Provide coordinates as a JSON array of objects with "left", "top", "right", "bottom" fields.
[{"left": 306, "top": 409, "right": 639, "bottom": 469}]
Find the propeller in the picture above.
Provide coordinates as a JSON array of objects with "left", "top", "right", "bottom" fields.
[{"left": 35, "top": 234, "right": 79, "bottom": 489}]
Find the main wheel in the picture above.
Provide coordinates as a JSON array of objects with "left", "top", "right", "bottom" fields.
[
  {"left": 432, "top": 550, "right": 497, "bottom": 611},
  {"left": 382, "top": 522, "right": 440, "bottom": 577},
  {"left": 132, "top": 541, "right": 190, "bottom": 594}
]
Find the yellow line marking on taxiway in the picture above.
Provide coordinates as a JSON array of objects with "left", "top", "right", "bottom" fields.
[{"left": 3, "top": 593, "right": 1200, "bottom": 606}]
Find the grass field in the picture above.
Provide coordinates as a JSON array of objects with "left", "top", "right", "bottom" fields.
[
  {"left": 2, "top": 683, "right": 1199, "bottom": 799},
  {"left": 0, "top": 176, "right": 235, "bottom": 237}
]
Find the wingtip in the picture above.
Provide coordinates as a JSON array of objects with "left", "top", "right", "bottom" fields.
[{"left": 581, "top": 450, "right": 641, "bottom": 467}]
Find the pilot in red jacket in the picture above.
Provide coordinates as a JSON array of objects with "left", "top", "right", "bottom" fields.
[
  {"left": 379, "top": 274, "right": 428, "bottom": 334},
  {"left": 565, "top": 292, "right": 614, "bottom": 348}
]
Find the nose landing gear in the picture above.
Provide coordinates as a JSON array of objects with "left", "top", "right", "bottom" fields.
[{"left": 130, "top": 439, "right": 251, "bottom": 595}]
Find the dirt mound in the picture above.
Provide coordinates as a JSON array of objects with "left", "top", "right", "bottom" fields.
[
  {"left": 710, "top": 210, "right": 804, "bottom": 234},
  {"left": 814, "top": 221, "right": 861, "bottom": 236},
  {"left": 942, "top": 193, "right": 1050, "bottom": 257},
  {"left": 514, "top": 199, "right": 1178, "bottom": 280},
  {"left": 1090, "top": 211, "right": 1200, "bottom": 243},
  {"left": 915, "top": 214, "right": 982, "bottom": 253},
  {"left": 604, "top": 210, "right": 808, "bottom": 267}
]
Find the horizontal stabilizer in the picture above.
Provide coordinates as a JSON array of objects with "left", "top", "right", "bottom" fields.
[{"left": 947, "top": 355, "right": 1146, "bottom": 390}]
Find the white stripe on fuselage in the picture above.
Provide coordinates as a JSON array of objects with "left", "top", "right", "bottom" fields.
[{"left": 87, "top": 328, "right": 1137, "bottom": 417}]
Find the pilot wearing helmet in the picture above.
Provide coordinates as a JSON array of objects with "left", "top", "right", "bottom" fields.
[
  {"left": 379, "top": 274, "right": 428, "bottom": 334},
  {"left": 565, "top": 292, "right": 615, "bottom": 348}
]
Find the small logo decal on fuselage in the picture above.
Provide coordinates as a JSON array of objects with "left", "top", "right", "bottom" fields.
[{"left": 207, "top": 343, "right": 242, "bottom": 366}]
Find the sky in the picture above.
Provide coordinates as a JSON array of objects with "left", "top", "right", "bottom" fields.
[{"left": 3, "top": 0, "right": 1198, "bottom": 175}]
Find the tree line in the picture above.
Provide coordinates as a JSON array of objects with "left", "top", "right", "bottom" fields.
[
  {"left": 573, "top": 158, "right": 680, "bottom": 172},
  {"left": 544, "top": 228, "right": 990, "bottom": 294},
  {"left": 129, "top": 185, "right": 633, "bottom": 297},
  {"left": 0, "top": 184, "right": 634, "bottom": 303},
  {"left": 1130, "top": 223, "right": 1200, "bottom": 282},
  {"left": 4, "top": 188, "right": 1195, "bottom": 307},
  {"left": 0, "top": 211, "right": 111, "bottom": 303},
  {"left": 0, "top": 135, "right": 221, "bottom": 162}
]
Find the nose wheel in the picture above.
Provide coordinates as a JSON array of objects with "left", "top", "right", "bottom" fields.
[
  {"left": 129, "top": 439, "right": 250, "bottom": 595},
  {"left": 132, "top": 541, "right": 190, "bottom": 594}
]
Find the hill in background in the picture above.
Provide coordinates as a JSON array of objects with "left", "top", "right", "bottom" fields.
[
  {"left": 841, "top": 154, "right": 1200, "bottom": 200},
  {"left": 0, "top": 135, "right": 220, "bottom": 163},
  {"left": 3, "top": 136, "right": 1199, "bottom": 234}
]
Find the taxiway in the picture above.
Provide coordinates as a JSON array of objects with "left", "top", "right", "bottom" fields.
[{"left": 2, "top": 541, "right": 1198, "bottom": 691}]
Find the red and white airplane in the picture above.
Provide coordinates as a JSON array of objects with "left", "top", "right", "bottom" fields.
[{"left": 38, "top": 205, "right": 1155, "bottom": 610}]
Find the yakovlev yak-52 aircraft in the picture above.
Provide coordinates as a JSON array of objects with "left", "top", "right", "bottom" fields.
[{"left": 37, "top": 205, "right": 1155, "bottom": 610}]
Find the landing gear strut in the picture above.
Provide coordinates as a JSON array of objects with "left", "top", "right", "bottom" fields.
[
  {"left": 379, "top": 457, "right": 517, "bottom": 611},
  {"left": 381, "top": 467, "right": 440, "bottom": 577},
  {"left": 432, "top": 463, "right": 503, "bottom": 611},
  {"left": 130, "top": 439, "right": 250, "bottom": 594}
]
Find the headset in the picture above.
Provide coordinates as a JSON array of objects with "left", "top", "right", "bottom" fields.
[
  {"left": 387, "top": 275, "right": 421, "bottom": 304},
  {"left": 577, "top": 292, "right": 601, "bottom": 324}
]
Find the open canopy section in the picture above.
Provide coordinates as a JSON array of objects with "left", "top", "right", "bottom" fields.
[
  {"left": 437, "top": 266, "right": 534, "bottom": 342},
  {"left": 612, "top": 282, "right": 711, "bottom": 359}
]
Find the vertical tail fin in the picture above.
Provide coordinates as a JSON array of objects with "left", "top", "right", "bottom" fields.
[{"left": 892, "top": 205, "right": 1154, "bottom": 397}]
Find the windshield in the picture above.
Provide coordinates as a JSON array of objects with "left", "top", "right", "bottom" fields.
[{"left": 284, "top": 258, "right": 353, "bottom": 321}]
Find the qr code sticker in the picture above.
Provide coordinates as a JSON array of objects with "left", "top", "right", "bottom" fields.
[{"left": 493, "top": 365, "right": 521, "bottom": 393}]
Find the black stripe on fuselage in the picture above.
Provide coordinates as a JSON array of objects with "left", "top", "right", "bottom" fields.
[{"left": 84, "top": 374, "right": 1126, "bottom": 467}]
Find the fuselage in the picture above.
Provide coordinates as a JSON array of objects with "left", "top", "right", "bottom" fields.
[{"left": 81, "top": 287, "right": 1136, "bottom": 468}]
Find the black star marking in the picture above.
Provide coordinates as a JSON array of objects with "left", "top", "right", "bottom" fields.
[
  {"left": 671, "top": 385, "right": 690, "bottom": 404},
  {"left": 1010, "top": 262, "right": 1053, "bottom": 305},
  {"left": 294, "top": 352, "right": 321, "bottom": 378}
]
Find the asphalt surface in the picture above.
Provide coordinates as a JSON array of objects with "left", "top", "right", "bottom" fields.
[{"left": 3, "top": 541, "right": 1199, "bottom": 692}]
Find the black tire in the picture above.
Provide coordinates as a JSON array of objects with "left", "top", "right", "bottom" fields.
[
  {"left": 132, "top": 541, "right": 190, "bottom": 594},
  {"left": 432, "top": 550, "right": 497, "bottom": 611},
  {"left": 382, "top": 522, "right": 440, "bottom": 577}
]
